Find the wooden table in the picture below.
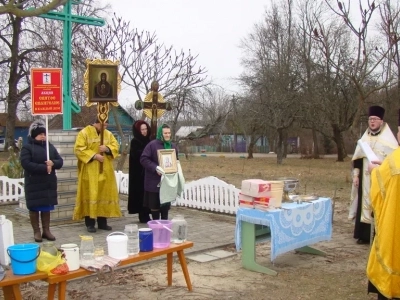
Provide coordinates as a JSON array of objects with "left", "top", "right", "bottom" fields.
[
  {"left": 0, "top": 270, "right": 47, "bottom": 300},
  {"left": 46, "top": 241, "right": 194, "bottom": 300},
  {"left": 0, "top": 241, "right": 193, "bottom": 300}
]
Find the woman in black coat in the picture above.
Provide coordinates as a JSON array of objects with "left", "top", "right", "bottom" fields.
[
  {"left": 20, "top": 120, "right": 63, "bottom": 242},
  {"left": 128, "top": 120, "right": 151, "bottom": 223}
]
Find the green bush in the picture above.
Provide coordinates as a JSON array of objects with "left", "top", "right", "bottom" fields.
[{"left": 1, "top": 137, "right": 23, "bottom": 178}]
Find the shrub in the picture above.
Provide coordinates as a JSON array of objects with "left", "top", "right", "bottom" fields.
[{"left": 1, "top": 137, "right": 23, "bottom": 178}]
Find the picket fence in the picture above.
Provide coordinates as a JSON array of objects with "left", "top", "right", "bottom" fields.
[
  {"left": 0, "top": 173, "right": 130, "bottom": 204},
  {"left": 1, "top": 172, "right": 241, "bottom": 215},
  {"left": 115, "top": 172, "right": 240, "bottom": 214},
  {"left": 0, "top": 176, "right": 24, "bottom": 203},
  {"left": 175, "top": 176, "right": 240, "bottom": 214}
]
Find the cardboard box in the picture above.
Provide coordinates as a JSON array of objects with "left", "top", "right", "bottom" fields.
[
  {"left": 239, "top": 193, "right": 270, "bottom": 204},
  {"left": 241, "top": 179, "right": 271, "bottom": 197},
  {"left": 239, "top": 200, "right": 254, "bottom": 208}
]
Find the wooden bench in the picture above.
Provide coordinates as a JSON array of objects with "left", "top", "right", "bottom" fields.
[
  {"left": 46, "top": 241, "right": 194, "bottom": 300},
  {"left": 0, "top": 269, "right": 47, "bottom": 300},
  {"left": 0, "top": 242, "right": 193, "bottom": 300}
]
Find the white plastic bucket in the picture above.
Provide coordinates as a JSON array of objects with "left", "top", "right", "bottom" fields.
[
  {"left": 61, "top": 243, "right": 80, "bottom": 271},
  {"left": 106, "top": 232, "right": 128, "bottom": 259}
]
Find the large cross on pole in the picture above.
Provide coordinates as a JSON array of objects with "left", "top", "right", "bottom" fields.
[
  {"left": 135, "top": 81, "right": 172, "bottom": 140},
  {"left": 39, "top": 0, "right": 105, "bottom": 129}
]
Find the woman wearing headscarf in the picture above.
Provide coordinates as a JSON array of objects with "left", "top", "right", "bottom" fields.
[
  {"left": 140, "top": 124, "right": 178, "bottom": 220},
  {"left": 128, "top": 120, "right": 151, "bottom": 223},
  {"left": 20, "top": 120, "right": 63, "bottom": 242}
]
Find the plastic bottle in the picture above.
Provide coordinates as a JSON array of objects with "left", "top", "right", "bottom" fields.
[
  {"left": 0, "top": 215, "right": 14, "bottom": 265},
  {"left": 171, "top": 215, "right": 187, "bottom": 244},
  {"left": 124, "top": 224, "right": 139, "bottom": 255}
]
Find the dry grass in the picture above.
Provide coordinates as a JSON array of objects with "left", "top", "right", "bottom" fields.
[
  {"left": 179, "top": 155, "right": 352, "bottom": 205},
  {"left": 0, "top": 151, "right": 352, "bottom": 205}
]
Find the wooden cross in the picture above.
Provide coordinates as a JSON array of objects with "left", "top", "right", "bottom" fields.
[{"left": 135, "top": 81, "right": 172, "bottom": 140}]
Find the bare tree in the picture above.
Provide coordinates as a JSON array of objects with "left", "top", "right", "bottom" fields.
[
  {"left": 239, "top": 0, "right": 300, "bottom": 163},
  {"left": 0, "top": 0, "right": 108, "bottom": 149},
  {"left": 84, "top": 16, "right": 208, "bottom": 102},
  {"left": 297, "top": 0, "right": 358, "bottom": 161},
  {"left": 0, "top": 0, "right": 66, "bottom": 17},
  {"left": 379, "top": 0, "right": 400, "bottom": 107},
  {"left": 315, "top": 0, "right": 399, "bottom": 135},
  {"left": 188, "top": 85, "right": 233, "bottom": 143},
  {"left": 81, "top": 15, "right": 208, "bottom": 166}
]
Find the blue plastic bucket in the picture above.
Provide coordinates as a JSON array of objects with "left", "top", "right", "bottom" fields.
[
  {"left": 7, "top": 243, "right": 40, "bottom": 275},
  {"left": 139, "top": 228, "right": 153, "bottom": 252}
]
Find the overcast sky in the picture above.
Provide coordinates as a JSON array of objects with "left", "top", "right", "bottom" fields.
[{"left": 105, "top": 0, "right": 270, "bottom": 94}]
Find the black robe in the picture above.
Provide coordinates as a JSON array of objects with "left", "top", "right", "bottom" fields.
[
  {"left": 127, "top": 122, "right": 151, "bottom": 215},
  {"left": 353, "top": 158, "right": 371, "bottom": 242}
]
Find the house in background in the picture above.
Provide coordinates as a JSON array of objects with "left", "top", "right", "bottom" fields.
[
  {"left": 0, "top": 113, "right": 31, "bottom": 142},
  {"left": 175, "top": 126, "right": 204, "bottom": 140},
  {"left": 48, "top": 105, "right": 135, "bottom": 143}
]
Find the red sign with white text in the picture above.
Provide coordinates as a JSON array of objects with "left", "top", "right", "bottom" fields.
[{"left": 31, "top": 68, "right": 63, "bottom": 115}]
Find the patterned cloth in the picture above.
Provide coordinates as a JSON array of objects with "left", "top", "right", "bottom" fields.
[
  {"left": 235, "top": 198, "right": 332, "bottom": 261},
  {"left": 0, "top": 265, "right": 4, "bottom": 281},
  {"left": 80, "top": 255, "right": 121, "bottom": 272}
]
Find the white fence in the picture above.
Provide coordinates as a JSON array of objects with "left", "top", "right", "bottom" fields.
[
  {"left": 115, "top": 170, "right": 129, "bottom": 195},
  {"left": 114, "top": 172, "right": 240, "bottom": 214},
  {"left": 176, "top": 176, "right": 240, "bottom": 214},
  {"left": 1, "top": 172, "right": 241, "bottom": 215},
  {"left": 0, "top": 176, "right": 24, "bottom": 203}
]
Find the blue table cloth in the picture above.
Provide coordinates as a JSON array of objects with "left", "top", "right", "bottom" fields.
[{"left": 235, "top": 197, "right": 332, "bottom": 261}]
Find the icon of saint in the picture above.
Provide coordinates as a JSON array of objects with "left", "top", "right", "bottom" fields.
[{"left": 94, "top": 72, "right": 112, "bottom": 98}]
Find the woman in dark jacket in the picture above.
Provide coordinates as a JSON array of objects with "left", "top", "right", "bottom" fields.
[
  {"left": 140, "top": 124, "right": 178, "bottom": 220},
  {"left": 128, "top": 120, "right": 151, "bottom": 223},
  {"left": 20, "top": 120, "right": 63, "bottom": 242}
]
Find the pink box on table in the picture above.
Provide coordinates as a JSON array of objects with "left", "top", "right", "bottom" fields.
[
  {"left": 241, "top": 179, "right": 271, "bottom": 197},
  {"left": 239, "top": 193, "right": 270, "bottom": 204},
  {"left": 239, "top": 200, "right": 254, "bottom": 208}
]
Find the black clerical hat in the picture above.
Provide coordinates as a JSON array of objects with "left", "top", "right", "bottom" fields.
[{"left": 368, "top": 106, "right": 385, "bottom": 119}]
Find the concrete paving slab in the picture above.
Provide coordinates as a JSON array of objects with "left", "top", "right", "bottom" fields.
[
  {"left": 205, "top": 249, "right": 236, "bottom": 259},
  {"left": 1, "top": 204, "right": 236, "bottom": 259},
  {"left": 188, "top": 249, "right": 236, "bottom": 262},
  {"left": 187, "top": 253, "right": 220, "bottom": 262}
]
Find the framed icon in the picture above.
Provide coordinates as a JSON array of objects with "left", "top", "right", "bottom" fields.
[
  {"left": 157, "top": 149, "right": 178, "bottom": 173},
  {"left": 83, "top": 59, "right": 121, "bottom": 103}
]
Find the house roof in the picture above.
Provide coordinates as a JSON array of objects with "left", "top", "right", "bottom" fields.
[
  {"left": 0, "top": 113, "right": 31, "bottom": 127},
  {"left": 175, "top": 126, "right": 204, "bottom": 138},
  {"left": 48, "top": 105, "right": 134, "bottom": 129}
]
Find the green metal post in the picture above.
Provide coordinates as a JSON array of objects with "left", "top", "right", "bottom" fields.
[{"left": 40, "top": 0, "right": 105, "bottom": 129}]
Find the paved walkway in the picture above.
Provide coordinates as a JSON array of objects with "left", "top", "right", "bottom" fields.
[{"left": 1, "top": 202, "right": 236, "bottom": 257}]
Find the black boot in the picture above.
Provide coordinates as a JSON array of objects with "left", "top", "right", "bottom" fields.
[
  {"left": 85, "top": 216, "right": 96, "bottom": 233},
  {"left": 160, "top": 206, "right": 169, "bottom": 220},
  {"left": 139, "top": 208, "right": 151, "bottom": 223},
  {"left": 97, "top": 217, "right": 112, "bottom": 231},
  {"left": 377, "top": 292, "right": 388, "bottom": 300},
  {"left": 151, "top": 210, "right": 160, "bottom": 220}
]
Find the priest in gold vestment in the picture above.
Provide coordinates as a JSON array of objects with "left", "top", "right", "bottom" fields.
[
  {"left": 367, "top": 111, "right": 400, "bottom": 300},
  {"left": 73, "top": 118, "right": 122, "bottom": 232}
]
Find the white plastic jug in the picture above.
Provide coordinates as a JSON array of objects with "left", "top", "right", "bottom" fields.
[
  {"left": 106, "top": 232, "right": 128, "bottom": 259},
  {"left": 61, "top": 243, "right": 80, "bottom": 271},
  {"left": 0, "top": 215, "right": 14, "bottom": 265}
]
